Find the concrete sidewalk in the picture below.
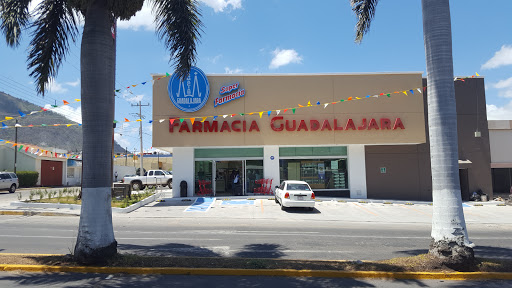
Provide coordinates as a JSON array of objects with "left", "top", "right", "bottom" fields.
[{"left": 1, "top": 188, "right": 511, "bottom": 225}]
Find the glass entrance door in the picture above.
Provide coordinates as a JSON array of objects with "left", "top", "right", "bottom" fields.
[
  {"left": 194, "top": 161, "right": 213, "bottom": 196},
  {"left": 215, "top": 160, "right": 244, "bottom": 196}
]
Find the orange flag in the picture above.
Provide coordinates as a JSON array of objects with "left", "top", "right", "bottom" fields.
[
  {"left": 63, "top": 100, "right": 69, "bottom": 105},
  {"left": 124, "top": 118, "right": 130, "bottom": 122}
]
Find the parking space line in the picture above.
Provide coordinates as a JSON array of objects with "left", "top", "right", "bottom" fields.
[
  {"left": 261, "top": 200, "right": 264, "bottom": 213},
  {"left": 399, "top": 204, "right": 431, "bottom": 217},
  {"left": 352, "top": 203, "right": 378, "bottom": 216}
]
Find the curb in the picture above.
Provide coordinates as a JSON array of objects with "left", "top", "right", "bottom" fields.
[
  {"left": 6, "top": 192, "right": 162, "bottom": 215},
  {"left": 0, "top": 211, "right": 78, "bottom": 217},
  {"left": 1, "top": 264, "right": 512, "bottom": 280}
]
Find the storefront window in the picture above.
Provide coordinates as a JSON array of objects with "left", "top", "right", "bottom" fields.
[{"left": 279, "top": 159, "right": 348, "bottom": 190}]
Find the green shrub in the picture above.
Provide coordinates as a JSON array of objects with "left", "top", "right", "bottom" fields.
[{"left": 17, "top": 171, "right": 39, "bottom": 188}]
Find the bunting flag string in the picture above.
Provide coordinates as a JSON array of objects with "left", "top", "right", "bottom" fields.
[
  {"left": 114, "top": 72, "right": 171, "bottom": 95},
  {"left": 0, "top": 123, "right": 82, "bottom": 129},
  {"left": 0, "top": 99, "right": 81, "bottom": 124},
  {"left": 159, "top": 85, "right": 424, "bottom": 125},
  {"left": 0, "top": 139, "right": 81, "bottom": 159}
]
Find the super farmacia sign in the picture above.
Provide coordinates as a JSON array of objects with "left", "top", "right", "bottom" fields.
[{"left": 169, "top": 116, "right": 405, "bottom": 133}]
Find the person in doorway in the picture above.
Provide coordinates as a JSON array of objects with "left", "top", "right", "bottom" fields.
[{"left": 115, "top": 171, "right": 118, "bottom": 182}]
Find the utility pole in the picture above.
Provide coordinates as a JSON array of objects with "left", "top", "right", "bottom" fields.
[
  {"left": 133, "top": 149, "right": 136, "bottom": 167},
  {"left": 131, "top": 101, "right": 150, "bottom": 176},
  {"left": 125, "top": 147, "right": 128, "bottom": 166},
  {"left": 14, "top": 119, "right": 18, "bottom": 173}
]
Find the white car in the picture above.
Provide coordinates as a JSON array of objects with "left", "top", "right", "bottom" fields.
[
  {"left": 0, "top": 172, "right": 18, "bottom": 193},
  {"left": 274, "top": 180, "right": 315, "bottom": 211}
]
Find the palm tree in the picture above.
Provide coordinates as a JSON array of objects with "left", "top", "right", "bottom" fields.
[
  {"left": 0, "top": 0, "right": 202, "bottom": 263},
  {"left": 351, "top": 0, "right": 474, "bottom": 265}
]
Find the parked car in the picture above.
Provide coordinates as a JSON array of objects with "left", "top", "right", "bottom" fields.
[
  {"left": 274, "top": 180, "right": 315, "bottom": 211},
  {"left": 123, "top": 170, "right": 173, "bottom": 190},
  {"left": 0, "top": 172, "right": 18, "bottom": 193}
]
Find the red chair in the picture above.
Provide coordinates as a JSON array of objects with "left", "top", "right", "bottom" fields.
[
  {"left": 204, "top": 180, "right": 212, "bottom": 195},
  {"left": 265, "top": 179, "right": 273, "bottom": 195},
  {"left": 254, "top": 179, "right": 264, "bottom": 194},
  {"left": 197, "top": 180, "right": 210, "bottom": 196}
]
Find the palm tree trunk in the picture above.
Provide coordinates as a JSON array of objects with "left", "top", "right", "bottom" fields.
[
  {"left": 422, "top": 0, "right": 473, "bottom": 264},
  {"left": 74, "top": 0, "right": 117, "bottom": 263}
]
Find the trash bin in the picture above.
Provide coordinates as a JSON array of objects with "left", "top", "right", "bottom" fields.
[
  {"left": 180, "top": 180, "right": 188, "bottom": 197},
  {"left": 481, "top": 194, "right": 488, "bottom": 202}
]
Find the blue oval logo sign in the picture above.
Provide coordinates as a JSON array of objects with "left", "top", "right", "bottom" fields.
[{"left": 168, "top": 66, "right": 210, "bottom": 112}]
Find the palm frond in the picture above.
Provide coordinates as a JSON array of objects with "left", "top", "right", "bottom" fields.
[
  {"left": 0, "top": 0, "right": 31, "bottom": 47},
  {"left": 27, "top": 0, "right": 78, "bottom": 95},
  {"left": 152, "top": 0, "right": 203, "bottom": 79},
  {"left": 351, "top": 0, "right": 379, "bottom": 43}
]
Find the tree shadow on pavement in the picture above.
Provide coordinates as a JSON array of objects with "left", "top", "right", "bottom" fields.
[
  {"left": 396, "top": 246, "right": 512, "bottom": 260},
  {"left": 234, "top": 243, "right": 286, "bottom": 258},
  {"left": 118, "top": 243, "right": 222, "bottom": 257},
  {"left": 0, "top": 273, "right": 390, "bottom": 288}
]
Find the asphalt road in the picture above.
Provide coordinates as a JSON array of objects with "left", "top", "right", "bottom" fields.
[
  {"left": 1, "top": 272, "right": 512, "bottom": 288},
  {"left": 0, "top": 215, "right": 511, "bottom": 261}
]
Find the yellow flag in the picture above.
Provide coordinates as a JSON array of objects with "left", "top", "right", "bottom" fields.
[
  {"left": 475, "top": 72, "right": 480, "bottom": 76},
  {"left": 5, "top": 117, "right": 13, "bottom": 120},
  {"left": 67, "top": 124, "right": 72, "bottom": 127},
  {"left": 307, "top": 101, "right": 311, "bottom": 106},
  {"left": 136, "top": 119, "right": 142, "bottom": 122},
  {"left": 201, "top": 117, "right": 207, "bottom": 122},
  {"left": 259, "top": 112, "right": 263, "bottom": 118},
  {"left": 403, "top": 91, "right": 407, "bottom": 96},
  {"left": 75, "top": 99, "right": 81, "bottom": 102}
]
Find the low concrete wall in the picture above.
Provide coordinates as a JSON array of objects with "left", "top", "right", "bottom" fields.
[{"left": 10, "top": 192, "right": 161, "bottom": 214}]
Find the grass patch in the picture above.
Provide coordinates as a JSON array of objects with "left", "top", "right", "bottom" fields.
[
  {"left": 22, "top": 188, "right": 156, "bottom": 208},
  {"left": 1, "top": 254, "right": 512, "bottom": 273}
]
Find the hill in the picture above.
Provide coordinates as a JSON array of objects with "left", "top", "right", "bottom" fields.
[{"left": 0, "top": 91, "right": 126, "bottom": 153}]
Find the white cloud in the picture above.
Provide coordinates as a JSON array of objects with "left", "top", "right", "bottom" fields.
[
  {"left": 269, "top": 48, "right": 303, "bottom": 69},
  {"left": 44, "top": 104, "right": 82, "bottom": 124},
  {"left": 482, "top": 45, "right": 512, "bottom": 70},
  {"left": 116, "top": 0, "right": 242, "bottom": 32},
  {"left": 487, "top": 101, "right": 512, "bottom": 120},
  {"left": 118, "top": 3, "right": 154, "bottom": 31},
  {"left": 224, "top": 67, "right": 243, "bottom": 74},
  {"left": 210, "top": 54, "right": 222, "bottom": 64},
  {"left": 492, "top": 77, "right": 512, "bottom": 98},
  {"left": 114, "top": 133, "right": 131, "bottom": 148},
  {"left": 65, "top": 79, "right": 80, "bottom": 87},
  {"left": 47, "top": 78, "right": 68, "bottom": 94},
  {"left": 200, "top": 0, "right": 242, "bottom": 12},
  {"left": 126, "top": 94, "right": 145, "bottom": 103}
]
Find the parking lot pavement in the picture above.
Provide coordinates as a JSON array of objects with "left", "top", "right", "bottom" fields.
[{"left": 125, "top": 196, "right": 512, "bottom": 225}]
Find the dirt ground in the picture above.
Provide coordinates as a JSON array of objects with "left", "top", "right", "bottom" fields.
[{"left": 1, "top": 254, "right": 511, "bottom": 273}]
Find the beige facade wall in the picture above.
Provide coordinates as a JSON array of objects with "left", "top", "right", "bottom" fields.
[
  {"left": 489, "top": 120, "right": 512, "bottom": 167},
  {"left": 153, "top": 73, "right": 426, "bottom": 148}
]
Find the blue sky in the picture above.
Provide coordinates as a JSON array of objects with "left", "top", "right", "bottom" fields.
[{"left": 0, "top": 0, "right": 511, "bottom": 154}]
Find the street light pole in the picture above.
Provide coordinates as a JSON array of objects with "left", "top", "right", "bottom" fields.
[
  {"left": 131, "top": 101, "right": 149, "bottom": 176},
  {"left": 14, "top": 119, "right": 18, "bottom": 173}
]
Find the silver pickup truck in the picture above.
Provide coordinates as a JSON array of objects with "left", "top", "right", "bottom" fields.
[{"left": 123, "top": 170, "right": 172, "bottom": 190}]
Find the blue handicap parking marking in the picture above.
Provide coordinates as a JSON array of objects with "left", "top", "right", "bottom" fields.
[
  {"left": 463, "top": 203, "right": 472, "bottom": 208},
  {"left": 185, "top": 197, "right": 215, "bottom": 212},
  {"left": 221, "top": 200, "right": 255, "bottom": 205}
]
